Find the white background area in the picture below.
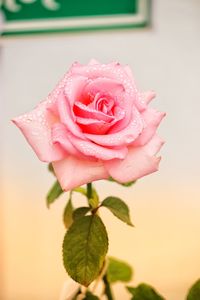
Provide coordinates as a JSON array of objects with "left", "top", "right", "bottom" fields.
[{"left": 1, "top": 0, "right": 200, "bottom": 299}]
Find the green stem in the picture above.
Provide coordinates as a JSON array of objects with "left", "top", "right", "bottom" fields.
[
  {"left": 103, "top": 275, "right": 114, "bottom": 300},
  {"left": 87, "top": 183, "right": 92, "bottom": 200}
]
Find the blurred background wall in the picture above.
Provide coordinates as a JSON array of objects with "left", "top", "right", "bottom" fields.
[{"left": 1, "top": 0, "right": 200, "bottom": 299}]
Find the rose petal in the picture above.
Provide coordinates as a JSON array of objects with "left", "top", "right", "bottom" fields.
[
  {"left": 124, "top": 65, "right": 134, "bottom": 80},
  {"left": 71, "top": 62, "right": 132, "bottom": 85},
  {"left": 105, "top": 134, "right": 164, "bottom": 183},
  {"left": 12, "top": 102, "right": 66, "bottom": 162},
  {"left": 83, "top": 77, "right": 124, "bottom": 97},
  {"left": 135, "top": 90, "right": 156, "bottom": 112},
  {"left": 56, "top": 92, "right": 85, "bottom": 139},
  {"left": 67, "top": 132, "right": 128, "bottom": 160},
  {"left": 53, "top": 156, "right": 109, "bottom": 191},
  {"left": 88, "top": 59, "right": 100, "bottom": 65},
  {"left": 132, "top": 109, "right": 166, "bottom": 146},
  {"left": 76, "top": 117, "right": 112, "bottom": 135},
  {"left": 124, "top": 66, "right": 156, "bottom": 112},
  {"left": 51, "top": 123, "right": 82, "bottom": 156},
  {"left": 64, "top": 74, "right": 88, "bottom": 105},
  {"left": 71, "top": 62, "right": 138, "bottom": 131},
  {"left": 124, "top": 66, "right": 155, "bottom": 112},
  {"left": 76, "top": 107, "right": 125, "bottom": 135},
  {"left": 85, "top": 106, "right": 144, "bottom": 146},
  {"left": 142, "top": 90, "right": 156, "bottom": 105},
  {"left": 73, "top": 101, "right": 115, "bottom": 123}
]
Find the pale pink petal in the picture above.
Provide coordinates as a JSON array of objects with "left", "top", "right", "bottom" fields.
[
  {"left": 124, "top": 65, "right": 156, "bottom": 112},
  {"left": 64, "top": 74, "right": 88, "bottom": 105},
  {"left": 56, "top": 92, "right": 85, "bottom": 139},
  {"left": 88, "top": 59, "right": 100, "bottom": 65},
  {"left": 85, "top": 106, "right": 144, "bottom": 147},
  {"left": 135, "top": 90, "right": 156, "bottom": 112},
  {"left": 124, "top": 66, "right": 155, "bottom": 108},
  {"left": 53, "top": 157, "right": 109, "bottom": 191},
  {"left": 105, "top": 135, "right": 164, "bottom": 183},
  {"left": 51, "top": 123, "right": 82, "bottom": 156},
  {"left": 12, "top": 102, "right": 66, "bottom": 162},
  {"left": 133, "top": 109, "right": 166, "bottom": 146},
  {"left": 142, "top": 90, "right": 156, "bottom": 105},
  {"left": 83, "top": 77, "right": 124, "bottom": 97},
  {"left": 107, "top": 97, "right": 132, "bottom": 133},
  {"left": 67, "top": 132, "right": 128, "bottom": 160},
  {"left": 124, "top": 65, "right": 135, "bottom": 81},
  {"left": 71, "top": 62, "right": 135, "bottom": 92}
]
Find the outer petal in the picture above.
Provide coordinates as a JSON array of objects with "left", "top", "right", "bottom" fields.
[
  {"left": 64, "top": 74, "right": 88, "bottom": 105},
  {"left": 53, "top": 156, "right": 109, "bottom": 191},
  {"left": 71, "top": 62, "right": 128, "bottom": 80},
  {"left": 132, "top": 109, "right": 166, "bottom": 146},
  {"left": 124, "top": 65, "right": 156, "bottom": 112},
  {"left": 57, "top": 92, "right": 85, "bottom": 139},
  {"left": 142, "top": 90, "right": 156, "bottom": 105},
  {"left": 67, "top": 132, "right": 128, "bottom": 160},
  {"left": 105, "top": 134, "right": 164, "bottom": 183},
  {"left": 88, "top": 59, "right": 100, "bottom": 65},
  {"left": 51, "top": 123, "right": 82, "bottom": 156},
  {"left": 83, "top": 77, "right": 124, "bottom": 97},
  {"left": 12, "top": 102, "right": 66, "bottom": 162},
  {"left": 124, "top": 65, "right": 135, "bottom": 81},
  {"left": 136, "top": 90, "right": 156, "bottom": 112}
]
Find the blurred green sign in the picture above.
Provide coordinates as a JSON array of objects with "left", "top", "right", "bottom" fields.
[{"left": 1, "top": 0, "right": 150, "bottom": 35}]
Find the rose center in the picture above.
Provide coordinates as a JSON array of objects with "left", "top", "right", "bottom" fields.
[{"left": 94, "top": 93, "right": 115, "bottom": 116}]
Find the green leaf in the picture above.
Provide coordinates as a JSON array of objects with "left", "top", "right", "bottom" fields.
[
  {"left": 107, "top": 257, "right": 133, "bottom": 283},
  {"left": 108, "top": 177, "right": 136, "bottom": 187},
  {"left": 83, "top": 291, "right": 100, "bottom": 300},
  {"left": 126, "top": 283, "right": 165, "bottom": 300},
  {"left": 46, "top": 180, "right": 63, "bottom": 207},
  {"left": 63, "top": 215, "right": 108, "bottom": 286},
  {"left": 72, "top": 186, "right": 99, "bottom": 208},
  {"left": 101, "top": 197, "right": 133, "bottom": 226},
  {"left": 127, "top": 286, "right": 135, "bottom": 295},
  {"left": 73, "top": 186, "right": 87, "bottom": 196},
  {"left": 63, "top": 198, "right": 74, "bottom": 229},
  {"left": 73, "top": 207, "right": 91, "bottom": 220},
  {"left": 187, "top": 279, "right": 200, "bottom": 300},
  {"left": 91, "top": 187, "right": 99, "bottom": 202}
]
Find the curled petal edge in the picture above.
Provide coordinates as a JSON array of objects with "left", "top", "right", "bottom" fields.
[{"left": 104, "top": 134, "right": 165, "bottom": 183}]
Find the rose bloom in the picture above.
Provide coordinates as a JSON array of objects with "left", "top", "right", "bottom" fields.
[{"left": 13, "top": 60, "right": 165, "bottom": 191}]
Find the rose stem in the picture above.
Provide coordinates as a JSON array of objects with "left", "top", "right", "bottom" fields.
[{"left": 87, "top": 182, "right": 92, "bottom": 200}]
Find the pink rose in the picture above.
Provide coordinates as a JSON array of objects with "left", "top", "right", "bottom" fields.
[{"left": 13, "top": 60, "right": 165, "bottom": 191}]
